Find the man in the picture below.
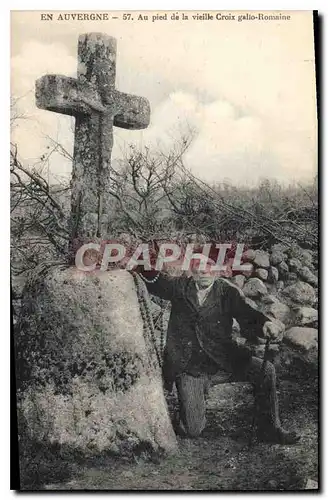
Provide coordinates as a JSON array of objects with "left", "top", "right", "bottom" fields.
[{"left": 138, "top": 256, "right": 300, "bottom": 445}]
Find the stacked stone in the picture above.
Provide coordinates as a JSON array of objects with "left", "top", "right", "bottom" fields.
[{"left": 230, "top": 243, "right": 318, "bottom": 374}]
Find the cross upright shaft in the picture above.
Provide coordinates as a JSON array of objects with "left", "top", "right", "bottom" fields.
[{"left": 35, "top": 32, "right": 150, "bottom": 248}]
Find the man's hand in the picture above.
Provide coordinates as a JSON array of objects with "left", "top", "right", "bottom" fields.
[{"left": 262, "top": 320, "right": 285, "bottom": 342}]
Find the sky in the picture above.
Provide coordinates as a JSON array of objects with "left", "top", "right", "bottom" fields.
[{"left": 11, "top": 10, "right": 317, "bottom": 186}]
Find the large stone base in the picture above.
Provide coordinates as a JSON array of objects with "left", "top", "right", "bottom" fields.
[{"left": 16, "top": 267, "right": 177, "bottom": 456}]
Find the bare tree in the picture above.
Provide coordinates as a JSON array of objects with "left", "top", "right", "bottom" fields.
[{"left": 10, "top": 141, "right": 70, "bottom": 301}]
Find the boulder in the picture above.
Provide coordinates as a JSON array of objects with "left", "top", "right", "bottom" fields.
[
  {"left": 278, "top": 261, "right": 289, "bottom": 277},
  {"left": 243, "top": 278, "right": 267, "bottom": 299},
  {"left": 288, "top": 258, "right": 303, "bottom": 273},
  {"left": 299, "top": 266, "right": 318, "bottom": 287},
  {"left": 279, "top": 326, "right": 318, "bottom": 372},
  {"left": 293, "top": 307, "right": 318, "bottom": 327},
  {"left": 254, "top": 268, "right": 268, "bottom": 281},
  {"left": 284, "top": 327, "right": 318, "bottom": 352},
  {"left": 282, "top": 281, "right": 316, "bottom": 306},
  {"left": 16, "top": 267, "right": 177, "bottom": 456},
  {"left": 299, "top": 249, "right": 314, "bottom": 267},
  {"left": 242, "top": 249, "right": 256, "bottom": 262},
  {"left": 241, "top": 263, "right": 254, "bottom": 278},
  {"left": 264, "top": 319, "right": 285, "bottom": 339},
  {"left": 268, "top": 266, "right": 279, "bottom": 283},
  {"left": 270, "top": 250, "right": 286, "bottom": 266},
  {"left": 271, "top": 243, "right": 289, "bottom": 254},
  {"left": 231, "top": 274, "right": 246, "bottom": 289},
  {"left": 299, "top": 249, "right": 314, "bottom": 268},
  {"left": 263, "top": 301, "right": 290, "bottom": 324},
  {"left": 286, "top": 244, "right": 299, "bottom": 257},
  {"left": 288, "top": 246, "right": 314, "bottom": 268},
  {"left": 253, "top": 250, "right": 270, "bottom": 269}
]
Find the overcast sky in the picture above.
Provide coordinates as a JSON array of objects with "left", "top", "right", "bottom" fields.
[{"left": 11, "top": 10, "right": 317, "bottom": 186}]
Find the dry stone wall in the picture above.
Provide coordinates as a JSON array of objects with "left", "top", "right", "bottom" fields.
[{"left": 228, "top": 243, "right": 318, "bottom": 375}]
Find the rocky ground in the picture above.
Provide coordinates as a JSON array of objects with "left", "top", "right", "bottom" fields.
[{"left": 20, "top": 372, "right": 318, "bottom": 492}]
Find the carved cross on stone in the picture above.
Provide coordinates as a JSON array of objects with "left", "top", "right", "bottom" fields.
[{"left": 35, "top": 32, "right": 150, "bottom": 250}]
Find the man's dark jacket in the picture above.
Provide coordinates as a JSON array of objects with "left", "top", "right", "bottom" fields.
[{"left": 144, "top": 274, "right": 271, "bottom": 383}]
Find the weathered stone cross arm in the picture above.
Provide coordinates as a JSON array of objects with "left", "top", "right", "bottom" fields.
[
  {"left": 36, "top": 75, "right": 150, "bottom": 129},
  {"left": 35, "top": 33, "right": 151, "bottom": 248},
  {"left": 35, "top": 33, "right": 150, "bottom": 128}
]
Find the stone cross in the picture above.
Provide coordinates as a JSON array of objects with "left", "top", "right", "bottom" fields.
[{"left": 35, "top": 32, "right": 150, "bottom": 249}]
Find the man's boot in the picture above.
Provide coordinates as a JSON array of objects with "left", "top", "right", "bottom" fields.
[{"left": 255, "top": 362, "right": 300, "bottom": 445}]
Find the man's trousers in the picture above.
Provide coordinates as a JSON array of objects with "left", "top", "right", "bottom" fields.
[{"left": 175, "top": 355, "right": 281, "bottom": 438}]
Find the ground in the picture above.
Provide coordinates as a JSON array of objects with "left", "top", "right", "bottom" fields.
[{"left": 20, "top": 373, "right": 318, "bottom": 491}]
